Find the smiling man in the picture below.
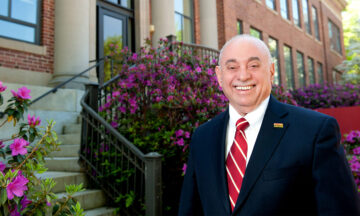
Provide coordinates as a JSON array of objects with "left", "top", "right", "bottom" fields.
[{"left": 178, "top": 35, "right": 360, "bottom": 216}]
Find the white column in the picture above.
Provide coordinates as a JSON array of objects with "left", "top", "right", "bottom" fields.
[
  {"left": 151, "top": 0, "right": 176, "bottom": 47},
  {"left": 49, "top": 0, "right": 90, "bottom": 89},
  {"left": 199, "top": 0, "right": 218, "bottom": 49},
  {"left": 135, "top": 0, "right": 150, "bottom": 50}
]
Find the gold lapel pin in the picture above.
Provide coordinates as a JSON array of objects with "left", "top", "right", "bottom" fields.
[{"left": 273, "top": 123, "right": 283, "bottom": 128}]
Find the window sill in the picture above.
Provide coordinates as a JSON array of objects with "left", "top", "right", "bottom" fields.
[
  {"left": 0, "top": 37, "right": 47, "bottom": 55},
  {"left": 330, "top": 48, "right": 343, "bottom": 58}
]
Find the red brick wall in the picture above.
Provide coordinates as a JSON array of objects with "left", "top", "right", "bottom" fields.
[
  {"left": 216, "top": 0, "right": 345, "bottom": 88},
  {"left": 0, "top": 0, "right": 55, "bottom": 74},
  {"left": 193, "top": 0, "right": 201, "bottom": 44}
]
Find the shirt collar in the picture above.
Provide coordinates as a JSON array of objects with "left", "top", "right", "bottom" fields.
[{"left": 228, "top": 96, "right": 270, "bottom": 128}]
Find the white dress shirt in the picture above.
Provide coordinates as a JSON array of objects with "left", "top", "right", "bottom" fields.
[{"left": 225, "top": 96, "right": 270, "bottom": 165}]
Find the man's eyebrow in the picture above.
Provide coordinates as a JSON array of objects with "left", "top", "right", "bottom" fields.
[
  {"left": 248, "top": 56, "right": 260, "bottom": 62},
  {"left": 224, "top": 59, "right": 237, "bottom": 65}
]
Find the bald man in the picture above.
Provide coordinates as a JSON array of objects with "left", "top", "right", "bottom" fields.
[{"left": 178, "top": 35, "right": 360, "bottom": 215}]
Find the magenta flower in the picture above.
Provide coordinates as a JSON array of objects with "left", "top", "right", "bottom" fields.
[
  {"left": 185, "top": 131, "right": 191, "bottom": 139},
  {"left": 0, "top": 141, "right": 4, "bottom": 148},
  {"left": 353, "top": 147, "right": 360, "bottom": 155},
  {"left": 182, "top": 163, "right": 187, "bottom": 175},
  {"left": 195, "top": 67, "right": 202, "bottom": 73},
  {"left": 0, "top": 161, "right": 6, "bottom": 174},
  {"left": 20, "top": 195, "right": 32, "bottom": 211},
  {"left": 27, "top": 114, "right": 41, "bottom": 127},
  {"left": 7, "top": 173, "right": 29, "bottom": 200},
  {"left": 111, "top": 121, "right": 118, "bottom": 128},
  {"left": 9, "top": 206, "right": 20, "bottom": 216},
  {"left": 11, "top": 87, "right": 31, "bottom": 100},
  {"left": 10, "top": 138, "right": 29, "bottom": 156},
  {"left": 0, "top": 81, "right": 7, "bottom": 92},
  {"left": 175, "top": 129, "right": 184, "bottom": 137},
  {"left": 175, "top": 138, "right": 184, "bottom": 146}
]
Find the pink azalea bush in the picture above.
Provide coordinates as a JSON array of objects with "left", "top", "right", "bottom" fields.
[
  {"left": 0, "top": 82, "right": 84, "bottom": 215},
  {"left": 343, "top": 130, "right": 360, "bottom": 193}
]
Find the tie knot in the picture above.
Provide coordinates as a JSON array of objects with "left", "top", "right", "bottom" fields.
[{"left": 236, "top": 118, "right": 249, "bottom": 132}]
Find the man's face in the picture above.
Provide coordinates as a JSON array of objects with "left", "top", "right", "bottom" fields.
[{"left": 215, "top": 39, "right": 274, "bottom": 115}]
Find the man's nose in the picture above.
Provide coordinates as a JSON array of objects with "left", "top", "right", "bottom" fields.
[{"left": 236, "top": 66, "right": 251, "bottom": 81}]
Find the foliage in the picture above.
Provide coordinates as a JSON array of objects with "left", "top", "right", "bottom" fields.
[
  {"left": 0, "top": 83, "right": 84, "bottom": 215},
  {"left": 290, "top": 83, "right": 360, "bottom": 109},
  {"left": 343, "top": 130, "right": 360, "bottom": 193},
  {"left": 271, "top": 85, "right": 298, "bottom": 106},
  {"left": 338, "top": 0, "right": 360, "bottom": 84},
  {"left": 99, "top": 38, "right": 227, "bottom": 214}
]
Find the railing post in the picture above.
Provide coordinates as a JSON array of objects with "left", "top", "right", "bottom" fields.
[
  {"left": 144, "top": 152, "right": 162, "bottom": 216},
  {"left": 166, "top": 34, "right": 176, "bottom": 52},
  {"left": 85, "top": 83, "right": 99, "bottom": 111}
]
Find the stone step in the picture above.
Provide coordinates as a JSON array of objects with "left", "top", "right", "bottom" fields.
[
  {"left": 64, "top": 123, "right": 82, "bottom": 134},
  {"left": 58, "top": 134, "right": 81, "bottom": 145},
  {"left": 84, "top": 207, "right": 117, "bottom": 216},
  {"left": 56, "top": 189, "right": 107, "bottom": 211},
  {"left": 36, "top": 171, "right": 88, "bottom": 193},
  {"left": 50, "top": 144, "right": 80, "bottom": 157},
  {"left": 45, "top": 157, "right": 83, "bottom": 172}
]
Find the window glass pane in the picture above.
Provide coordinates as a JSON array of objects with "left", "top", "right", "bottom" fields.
[
  {"left": 106, "top": 0, "right": 118, "bottom": 4},
  {"left": 296, "top": 51, "right": 305, "bottom": 87},
  {"left": 0, "top": 19, "right": 34, "bottom": 42},
  {"left": 128, "top": 18, "right": 133, "bottom": 50},
  {"left": 317, "top": 62, "right": 323, "bottom": 84},
  {"left": 268, "top": 37, "right": 280, "bottom": 85},
  {"left": 284, "top": 45, "right": 294, "bottom": 89},
  {"left": 174, "top": 0, "right": 184, "bottom": 14},
  {"left": 11, "top": 0, "right": 37, "bottom": 24},
  {"left": 328, "top": 20, "right": 342, "bottom": 54},
  {"left": 312, "top": 7, "right": 320, "bottom": 40},
  {"left": 308, "top": 57, "right": 314, "bottom": 84},
  {"left": 237, "top": 20, "right": 243, "bottom": 34},
  {"left": 121, "top": 0, "right": 131, "bottom": 8},
  {"left": 183, "top": 17, "right": 192, "bottom": 43},
  {"left": 292, "top": 0, "right": 300, "bottom": 27},
  {"left": 280, "top": 0, "right": 289, "bottom": 20},
  {"left": 266, "top": 0, "right": 276, "bottom": 10},
  {"left": 103, "top": 15, "right": 123, "bottom": 50},
  {"left": 175, "top": 13, "right": 182, "bottom": 41},
  {"left": 0, "top": 0, "right": 9, "bottom": 16},
  {"left": 250, "top": 27, "right": 262, "bottom": 39},
  {"left": 182, "top": 0, "right": 191, "bottom": 17},
  {"left": 302, "top": 0, "right": 311, "bottom": 34}
]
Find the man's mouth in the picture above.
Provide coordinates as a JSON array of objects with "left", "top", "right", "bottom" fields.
[{"left": 234, "top": 85, "right": 255, "bottom": 90}]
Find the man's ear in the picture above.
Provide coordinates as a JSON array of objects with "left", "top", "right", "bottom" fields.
[
  {"left": 269, "top": 63, "right": 275, "bottom": 85},
  {"left": 215, "top": 65, "right": 222, "bottom": 87}
]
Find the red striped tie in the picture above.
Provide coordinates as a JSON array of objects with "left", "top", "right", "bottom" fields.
[{"left": 226, "top": 118, "right": 249, "bottom": 211}]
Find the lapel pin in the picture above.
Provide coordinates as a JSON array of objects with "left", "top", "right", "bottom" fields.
[{"left": 273, "top": 123, "right": 283, "bottom": 128}]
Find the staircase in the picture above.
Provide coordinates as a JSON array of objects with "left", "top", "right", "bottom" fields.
[
  {"left": 39, "top": 117, "right": 116, "bottom": 215},
  {"left": 0, "top": 82, "right": 116, "bottom": 215}
]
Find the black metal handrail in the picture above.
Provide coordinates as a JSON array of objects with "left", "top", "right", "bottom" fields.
[{"left": 80, "top": 76, "right": 162, "bottom": 215}]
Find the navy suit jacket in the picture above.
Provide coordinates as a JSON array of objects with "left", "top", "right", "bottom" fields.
[{"left": 179, "top": 96, "right": 360, "bottom": 216}]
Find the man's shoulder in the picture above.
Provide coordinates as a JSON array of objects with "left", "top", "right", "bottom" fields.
[{"left": 195, "top": 110, "right": 228, "bottom": 133}]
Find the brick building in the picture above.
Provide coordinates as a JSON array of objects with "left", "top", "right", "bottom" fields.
[{"left": 0, "top": 0, "right": 346, "bottom": 90}]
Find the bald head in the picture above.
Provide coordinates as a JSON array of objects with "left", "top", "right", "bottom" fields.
[{"left": 218, "top": 35, "right": 272, "bottom": 67}]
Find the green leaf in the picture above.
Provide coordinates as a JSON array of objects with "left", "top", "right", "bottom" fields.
[{"left": 0, "top": 189, "right": 8, "bottom": 205}]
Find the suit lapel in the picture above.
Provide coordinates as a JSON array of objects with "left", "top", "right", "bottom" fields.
[{"left": 233, "top": 96, "right": 289, "bottom": 213}]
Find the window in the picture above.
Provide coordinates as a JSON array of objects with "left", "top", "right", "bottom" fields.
[
  {"left": 175, "top": 0, "right": 194, "bottom": 43},
  {"left": 266, "top": 0, "right": 276, "bottom": 10},
  {"left": 250, "top": 27, "right": 262, "bottom": 40},
  {"left": 332, "top": 70, "right": 339, "bottom": 84},
  {"left": 0, "top": 0, "right": 41, "bottom": 44},
  {"left": 296, "top": 51, "right": 305, "bottom": 87},
  {"left": 106, "top": 0, "right": 132, "bottom": 8},
  {"left": 307, "top": 57, "right": 315, "bottom": 84},
  {"left": 268, "top": 37, "right": 281, "bottom": 85},
  {"left": 302, "top": 0, "right": 311, "bottom": 34},
  {"left": 317, "top": 62, "right": 323, "bottom": 84},
  {"left": 328, "top": 20, "right": 342, "bottom": 55},
  {"left": 280, "top": 0, "right": 290, "bottom": 20},
  {"left": 237, "top": 20, "right": 243, "bottom": 34},
  {"left": 284, "top": 45, "right": 294, "bottom": 89},
  {"left": 312, "top": 6, "right": 320, "bottom": 40},
  {"left": 292, "top": 0, "right": 301, "bottom": 27}
]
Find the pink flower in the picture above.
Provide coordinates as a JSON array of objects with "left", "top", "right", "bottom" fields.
[
  {"left": 185, "top": 131, "right": 191, "bottom": 139},
  {"left": 0, "top": 81, "right": 7, "bottom": 92},
  {"left": 175, "top": 129, "right": 184, "bottom": 137},
  {"left": 182, "top": 163, "right": 187, "bottom": 175},
  {"left": 0, "top": 141, "right": 4, "bottom": 148},
  {"left": 111, "top": 121, "right": 118, "bottom": 128},
  {"left": 46, "top": 201, "right": 51, "bottom": 206},
  {"left": 9, "top": 207, "right": 20, "bottom": 216},
  {"left": 176, "top": 138, "right": 184, "bottom": 146},
  {"left": 20, "top": 195, "right": 32, "bottom": 211},
  {"left": 0, "top": 161, "right": 6, "bottom": 174},
  {"left": 195, "top": 67, "right": 202, "bottom": 73},
  {"left": 27, "top": 114, "right": 41, "bottom": 127},
  {"left": 10, "top": 138, "right": 29, "bottom": 156},
  {"left": 7, "top": 173, "right": 29, "bottom": 200},
  {"left": 11, "top": 87, "right": 31, "bottom": 100}
]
